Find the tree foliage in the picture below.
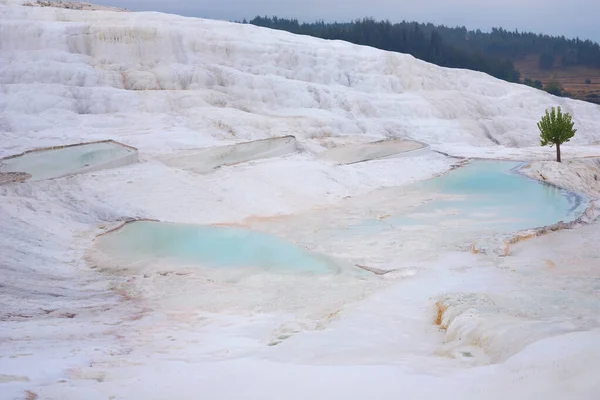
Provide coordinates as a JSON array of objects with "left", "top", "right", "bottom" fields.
[
  {"left": 537, "top": 106, "right": 577, "bottom": 162},
  {"left": 437, "top": 27, "right": 600, "bottom": 70},
  {"left": 539, "top": 53, "right": 555, "bottom": 69},
  {"left": 524, "top": 77, "right": 544, "bottom": 89},
  {"left": 544, "top": 81, "right": 564, "bottom": 96}
]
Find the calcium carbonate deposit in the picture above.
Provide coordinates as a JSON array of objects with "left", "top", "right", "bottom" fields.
[{"left": 2, "top": 1, "right": 600, "bottom": 399}]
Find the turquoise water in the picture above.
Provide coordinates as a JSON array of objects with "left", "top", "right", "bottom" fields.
[
  {"left": 0, "top": 142, "right": 132, "bottom": 181},
  {"left": 96, "top": 161, "right": 587, "bottom": 273},
  {"left": 355, "top": 161, "right": 586, "bottom": 233},
  {"left": 96, "top": 221, "right": 346, "bottom": 274}
]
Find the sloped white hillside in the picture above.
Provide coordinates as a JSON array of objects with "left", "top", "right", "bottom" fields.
[
  {"left": 2, "top": 2, "right": 600, "bottom": 400},
  {"left": 1, "top": 0, "right": 600, "bottom": 157}
]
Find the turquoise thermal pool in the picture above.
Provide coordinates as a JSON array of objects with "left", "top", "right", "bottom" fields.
[
  {"left": 0, "top": 141, "right": 136, "bottom": 181},
  {"left": 351, "top": 161, "right": 587, "bottom": 234},
  {"left": 95, "top": 221, "right": 349, "bottom": 274}
]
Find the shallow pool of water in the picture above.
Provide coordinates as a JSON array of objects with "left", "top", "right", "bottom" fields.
[
  {"left": 94, "top": 161, "right": 588, "bottom": 273},
  {"left": 0, "top": 142, "right": 134, "bottom": 181},
  {"left": 357, "top": 161, "right": 587, "bottom": 234},
  {"left": 95, "top": 221, "right": 350, "bottom": 274}
]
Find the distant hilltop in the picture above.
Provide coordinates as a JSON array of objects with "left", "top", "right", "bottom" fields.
[
  {"left": 23, "top": 0, "right": 129, "bottom": 12},
  {"left": 246, "top": 17, "right": 600, "bottom": 105}
]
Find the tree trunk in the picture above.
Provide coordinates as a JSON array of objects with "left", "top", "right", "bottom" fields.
[{"left": 556, "top": 142, "right": 561, "bottom": 163}]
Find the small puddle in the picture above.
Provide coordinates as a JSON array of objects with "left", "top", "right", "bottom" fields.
[
  {"left": 318, "top": 139, "right": 425, "bottom": 164},
  {"left": 94, "top": 221, "right": 358, "bottom": 274},
  {"left": 161, "top": 136, "right": 298, "bottom": 174},
  {"left": 0, "top": 141, "right": 136, "bottom": 181}
]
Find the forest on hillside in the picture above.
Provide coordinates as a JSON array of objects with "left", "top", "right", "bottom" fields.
[{"left": 244, "top": 17, "right": 600, "bottom": 102}]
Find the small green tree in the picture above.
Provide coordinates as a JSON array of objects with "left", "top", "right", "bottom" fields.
[
  {"left": 537, "top": 106, "right": 577, "bottom": 162},
  {"left": 544, "top": 81, "right": 563, "bottom": 96}
]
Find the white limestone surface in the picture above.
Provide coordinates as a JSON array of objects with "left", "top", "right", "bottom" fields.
[{"left": 2, "top": 1, "right": 600, "bottom": 399}]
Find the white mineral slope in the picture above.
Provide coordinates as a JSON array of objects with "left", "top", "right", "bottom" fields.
[
  {"left": 2, "top": 0, "right": 600, "bottom": 157},
  {"left": 522, "top": 158, "right": 600, "bottom": 199},
  {"left": 2, "top": 1, "right": 600, "bottom": 399}
]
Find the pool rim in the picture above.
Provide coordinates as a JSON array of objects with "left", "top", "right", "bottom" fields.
[
  {"left": 0, "top": 139, "right": 138, "bottom": 161},
  {"left": 0, "top": 139, "right": 139, "bottom": 184}
]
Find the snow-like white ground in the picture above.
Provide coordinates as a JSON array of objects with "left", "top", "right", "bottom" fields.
[{"left": 2, "top": 1, "right": 600, "bottom": 399}]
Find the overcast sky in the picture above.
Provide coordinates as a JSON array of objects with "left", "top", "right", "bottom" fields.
[{"left": 100, "top": 0, "right": 599, "bottom": 42}]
